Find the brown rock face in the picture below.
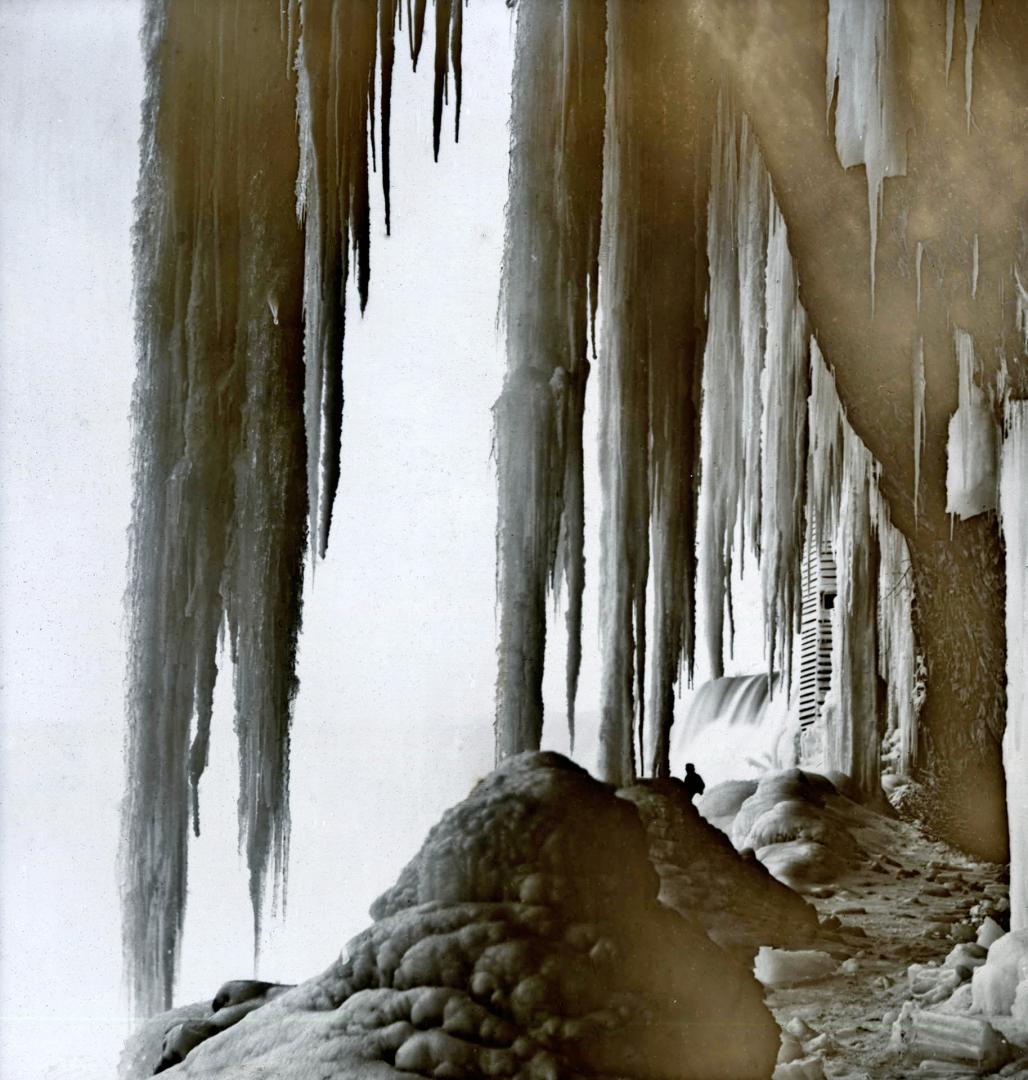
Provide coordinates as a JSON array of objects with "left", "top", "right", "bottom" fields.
[{"left": 126, "top": 753, "right": 779, "bottom": 1079}]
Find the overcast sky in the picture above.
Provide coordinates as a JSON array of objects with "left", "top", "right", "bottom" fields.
[{"left": 0, "top": 5, "right": 766, "bottom": 1077}]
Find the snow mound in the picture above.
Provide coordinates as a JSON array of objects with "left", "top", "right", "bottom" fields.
[
  {"left": 718, "top": 769, "right": 878, "bottom": 892},
  {"left": 124, "top": 753, "right": 779, "bottom": 1079},
  {"left": 619, "top": 778, "right": 820, "bottom": 952},
  {"left": 697, "top": 778, "right": 758, "bottom": 832}
]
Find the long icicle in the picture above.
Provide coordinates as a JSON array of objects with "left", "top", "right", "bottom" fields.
[
  {"left": 124, "top": 0, "right": 467, "bottom": 1015},
  {"left": 494, "top": 0, "right": 605, "bottom": 760},
  {"left": 913, "top": 334, "right": 926, "bottom": 525},
  {"left": 825, "top": 0, "right": 909, "bottom": 308},
  {"left": 121, "top": 0, "right": 304, "bottom": 1016},
  {"left": 600, "top": 0, "right": 703, "bottom": 783}
]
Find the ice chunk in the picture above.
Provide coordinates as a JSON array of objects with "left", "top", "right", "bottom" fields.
[
  {"left": 971, "top": 930, "right": 1028, "bottom": 1014},
  {"left": 891, "top": 1003, "right": 1013, "bottom": 1070},
  {"left": 754, "top": 946, "right": 837, "bottom": 988}
]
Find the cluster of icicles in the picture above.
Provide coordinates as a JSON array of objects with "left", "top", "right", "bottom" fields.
[
  {"left": 123, "top": 0, "right": 463, "bottom": 1016},
  {"left": 697, "top": 97, "right": 918, "bottom": 799},
  {"left": 826, "top": 0, "right": 982, "bottom": 303}
]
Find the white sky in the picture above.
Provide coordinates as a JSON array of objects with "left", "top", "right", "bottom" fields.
[{"left": 0, "top": 4, "right": 765, "bottom": 1077}]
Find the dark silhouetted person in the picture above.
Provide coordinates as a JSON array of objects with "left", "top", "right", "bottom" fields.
[{"left": 683, "top": 762, "right": 705, "bottom": 802}]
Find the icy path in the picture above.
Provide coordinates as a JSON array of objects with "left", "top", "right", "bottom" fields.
[{"left": 766, "top": 817, "right": 1013, "bottom": 1078}]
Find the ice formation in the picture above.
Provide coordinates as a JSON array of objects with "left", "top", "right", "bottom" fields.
[
  {"left": 297, "top": 0, "right": 460, "bottom": 557},
  {"left": 946, "top": 328, "right": 998, "bottom": 520},
  {"left": 964, "top": 0, "right": 983, "bottom": 129},
  {"left": 808, "top": 347, "right": 919, "bottom": 790},
  {"left": 697, "top": 98, "right": 918, "bottom": 797},
  {"left": 699, "top": 99, "right": 806, "bottom": 696},
  {"left": 1001, "top": 402, "right": 1028, "bottom": 930},
  {"left": 122, "top": 2, "right": 307, "bottom": 1017},
  {"left": 598, "top": 0, "right": 703, "bottom": 784},
  {"left": 125, "top": 0, "right": 464, "bottom": 1015},
  {"left": 912, "top": 335, "right": 926, "bottom": 524},
  {"left": 494, "top": 0, "right": 604, "bottom": 758},
  {"left": 972, "top": 233, "right": 980, "bottom": 299},
  {"left": 825, "top": 0, "right": 909, "bottom": 303}
]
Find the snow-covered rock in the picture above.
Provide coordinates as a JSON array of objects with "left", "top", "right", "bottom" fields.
[
  {"left": 123, "top": 753, "right": 779, "bottom": 1079},
  {"left": 619, "top": 778, "right": 820, "bottom": 951}
]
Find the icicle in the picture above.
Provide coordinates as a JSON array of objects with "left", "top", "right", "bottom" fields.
[
  {"left": 875, "top": 501, "right": 918, "bottom": 776},
  {"left": 599, "top": 0, "right": 703, "bottom": 784},
  {"left": 297, "top": 0, "right": 464, "bottom": 557},
  {"left": 913, "top": 336, "right": 926, "bottom": 525},
  {"left": 121, "top": 1, "right": 305, "bottom": 1017},
  {"left": 698, "top": 95, "right": 742, "bottom": 680},
  {"left": 124, "top": 0, "right": 468, "bottom": 1016},
  {"left": 494, "top": 0, "right": 605, "bottom": 759},
  {"left": 431, "top": 0, "right": 462, "bottom": 160},
  {"left": 296, "top": 1, "right": 378, "bottom": 558},
  {"left": 972, "top": 233, "right": 980, "bottom": 299},
  {"left": 1000, "top": 400, "right": 1028, "bottom": 929},
  {"left": 761, "top": 203, "right": 809, "bottom": 690},
  {"left": 945, "top": 0, "right": 956, "bottom": 80},
  {"left": 946, "top": 328, "right": 998, "bottom": 519},
  {"left": 825, "top": 0, "right": 908, "bottom": 307},
  {"left": 964, "top": 0, "right": 982, "bottom": 131},
  {"left": 807, "top": 348, "right": 891, "bottom": 796},
  {"left": 916, "top": 239, "right": 924, "bottom": 314},
  {"left": 738, "top": 117, "right": 769, "bottom": 570}
]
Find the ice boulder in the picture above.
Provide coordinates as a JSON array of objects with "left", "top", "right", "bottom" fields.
[
  {"left": 123, "top": 753, "right": 779, "bottom": 1079},
  {"left": 971, "top": 929, "right": 1028, "bottom": 1015}
]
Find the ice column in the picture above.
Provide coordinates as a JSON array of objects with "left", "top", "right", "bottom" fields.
[
  {"left": 1001, "top": 401, "right": 1028, "bottom": 930},
  {"left": 946, "top": 329, "right": 998, "bottom": 519},
  {"left": 494, "top": 0, "right": 605, "bottom": 758},
  {"left": 599, "top": 0, "right": 704, "bottom": 783}
]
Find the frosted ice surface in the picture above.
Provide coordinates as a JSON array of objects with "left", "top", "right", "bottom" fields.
[
  {"left": 945, "top": 329, "right": 997, "bottom": 519},
  {"left": 1001, "top": 402, "right": 1028, "bottom": 930}
]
